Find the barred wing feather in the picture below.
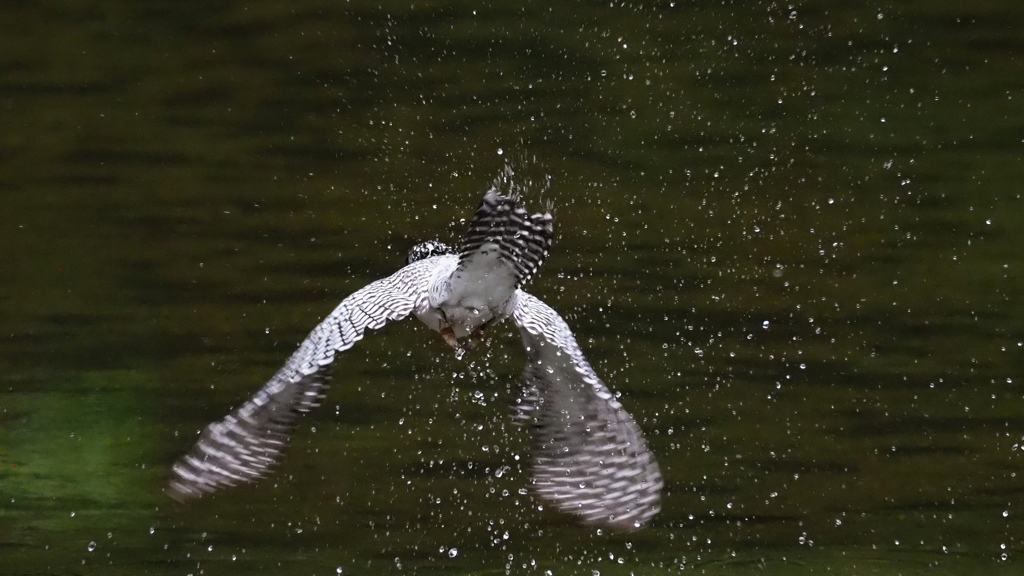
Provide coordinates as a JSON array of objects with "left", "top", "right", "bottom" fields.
[
  {"left": 167, "top": 259, "right": 436, "bottom": 501},
  {"left": 512, "top": 291, "right": 662, "bottom": 531}
]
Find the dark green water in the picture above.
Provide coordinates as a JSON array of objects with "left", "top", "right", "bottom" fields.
[{"left": 2, "top": 1, "right": 1024, "bottom": 574}]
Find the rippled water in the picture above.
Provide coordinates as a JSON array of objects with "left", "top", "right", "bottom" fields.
[{"left": 2, "top": 1, "right": 1024, "bottom": 574}]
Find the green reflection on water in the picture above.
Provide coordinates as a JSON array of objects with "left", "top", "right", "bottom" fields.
[{"left": 2, "top": 0, "right": 1024, "bottom": 574}]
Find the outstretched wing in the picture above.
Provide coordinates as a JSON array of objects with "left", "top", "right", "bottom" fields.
[
  {"left": 512, "top": 291, "right": 662, "bottom": 531},
  {"left": 168, "top": 258, "right": 439, "bottom": 501}
]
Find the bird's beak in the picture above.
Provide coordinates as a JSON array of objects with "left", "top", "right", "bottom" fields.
[{"left": 439, "top": 326, "right": 468, "bottom": 359}]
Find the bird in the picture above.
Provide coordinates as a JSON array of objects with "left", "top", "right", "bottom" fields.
[{"left": 168, "top": 168, "right": 663, "bottom": 531}]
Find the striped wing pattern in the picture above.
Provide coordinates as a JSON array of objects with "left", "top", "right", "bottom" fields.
[
  {"left": 512, "top": 291, "right": 663, "bottom": 531},
  {"left": 167, "top": 259, "right": 437, "bottom": 501},
  {"left": 168, "top": 176, "right": 663, "bottom": 532},
  {"left": 458, "top": 184, "right": 554, "bottom": 290}
]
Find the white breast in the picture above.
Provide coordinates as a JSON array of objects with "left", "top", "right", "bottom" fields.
[{"left": 426, "top": 242, "right": 518, "bottom": 338}]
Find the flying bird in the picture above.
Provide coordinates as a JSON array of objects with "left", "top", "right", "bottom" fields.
[{"left": 168, "top": 170, "right": 662, "bottom": 531}]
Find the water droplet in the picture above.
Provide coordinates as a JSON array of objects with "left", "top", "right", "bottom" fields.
[{"left": 87, "top": 541, "right": 97, "bottom": 552}]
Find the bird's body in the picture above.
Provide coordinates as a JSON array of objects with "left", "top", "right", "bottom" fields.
[
  {"left": 169, "top": 170, "right": 662, "bottom": 531},
  {"left": 417, "top": 249, "right": 516, "bottom": 346},
  {"left": 433, "top": 249, "right": 513, "bottom": 336}
]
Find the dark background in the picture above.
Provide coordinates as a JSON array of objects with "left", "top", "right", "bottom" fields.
[{"left": 2, "top": 1, "right": 1024, "bottom": 574}]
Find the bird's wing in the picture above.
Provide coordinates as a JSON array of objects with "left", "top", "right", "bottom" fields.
[
  {"left": 168, "top": 258, "right": 438, "bottom": 501},
  {"left": 511, "top": 291, "right": 662, "bottom": 531}
]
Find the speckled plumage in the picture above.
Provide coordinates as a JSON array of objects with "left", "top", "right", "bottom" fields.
[
  {"left": 513, "top": 292, "right": 662, "bottom": 530},
  {"left": 169, "top": 173, "right": 662, "bottom": 531},
  {"left": 167, "top": 259, "right": 439, "bottom": 498}
]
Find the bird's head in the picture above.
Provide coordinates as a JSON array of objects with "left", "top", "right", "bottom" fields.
[{"left": 407, "top": 240, "right": 455, "bottom": 264}]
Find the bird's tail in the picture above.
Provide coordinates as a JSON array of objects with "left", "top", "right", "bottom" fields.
[{"left": 459, "top": 170, "right": 554, "bottom": 289}]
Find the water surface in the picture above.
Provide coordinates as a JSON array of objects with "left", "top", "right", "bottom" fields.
[{"left": 2, "top": 1, "right": 1024, "bottom": 574}]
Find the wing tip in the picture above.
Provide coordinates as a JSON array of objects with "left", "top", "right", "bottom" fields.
[{"left": 166, "top": 480, "right": 202, "bottom": 503}]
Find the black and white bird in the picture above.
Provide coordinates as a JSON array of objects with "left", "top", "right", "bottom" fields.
[{"left": 168, "top": 170, "right": 663, "bottom": 531}]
